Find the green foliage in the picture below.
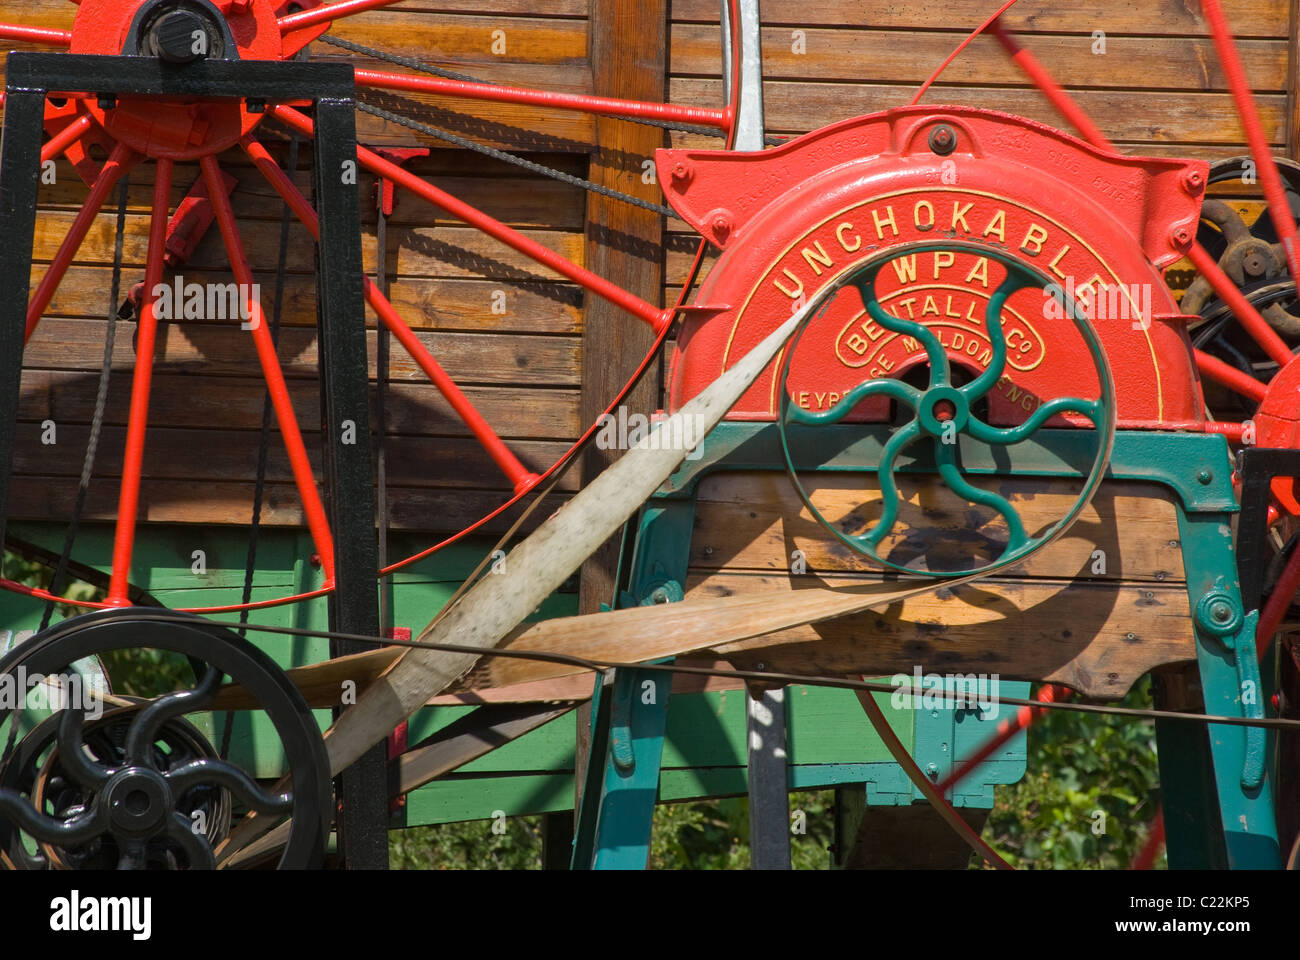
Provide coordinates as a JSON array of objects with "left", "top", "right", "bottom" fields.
[
  {"left": 981, "top": 679, "right": 1166, "bottom": 869},
  {"left": 390, "top": 816, "right": 544, "bottom": 870},
  {"left": 1, "top": 549, "right": 102, "bottom": 622}
]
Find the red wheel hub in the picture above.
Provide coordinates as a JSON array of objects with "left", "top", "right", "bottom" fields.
[{"left": 49, "top": 0, "right": 327, "bottom": 166}]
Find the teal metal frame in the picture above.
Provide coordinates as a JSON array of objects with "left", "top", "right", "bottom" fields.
[{"left": 574, "top": 422, "right": 1281, "bottom": 869}]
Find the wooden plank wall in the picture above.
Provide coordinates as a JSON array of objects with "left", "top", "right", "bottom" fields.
[{"left": 6, "top": 0, "right": 1299, "bottom": 539}]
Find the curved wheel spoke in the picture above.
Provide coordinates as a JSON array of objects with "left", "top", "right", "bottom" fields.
[
  {"left": 862, "top": 420, "right": 922, "bottom": 549},
  {"left": 857, "top": 279, "right": 950, "bottom": 384},
  {"left": 56, "top": 707, "right": 114, "bottom": 789},
  {"left": 165, "top": 813, "right": 216, "bottom": 870},
  {"left": 963, "top": 272, "right": 1034, "bottom": 399},
  {"left": 167, "top": 758, "right": 292, "bottom": 816},
  {"left": 934, "top": 440, "right": 1028, "bottom": 551},
  {"left": 0, "top": 788, "right": 105, "bottom": 845},
  {"left": 788, "top": 377, "right": 920, "bottom": 426},
  {"left": 125, "top": 667, "right": 221, "bottom": 766},
  {"left": 965, "top": 396, "right": 1101, "bottom": 446}
]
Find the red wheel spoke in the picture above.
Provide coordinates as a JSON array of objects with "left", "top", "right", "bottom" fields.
[
  {"left": 989, "top": 21, "right": 1111, "bottom": 150},
  {"left": 40, "top": 113, "right": 94, "bottom": 165},
  {"left": 1194, "top": 349, "right": 1269, "bottom": 403},
  {"left": 0, "top": 22, "right": 73, "bottom": 47},
  {"left": 199, "top": 154, "right": 338, "bottom": 586},
  {"left": 107, "top": 158, "right": 173, "bottom": 606},
  {"left": 26, "top": 140, "right": 135, "bottom": 343},
  {"left": 278, "top": 0, "right": 409, "bottom": 33},
  {"left": 1188, "top": 242, "right": 1294, "bottom": 367},
  {"left": 242, "top": 137, "right": 540, "bottom": 494},
  {"left": 354, "top": 68, "right": 729, "bottom": 130},
  {"left": 1201, "top": 0, "right": 1300, "bottom": 295},
  {"left": 268, "top": 105, "right": 672, "bottom": 332}
]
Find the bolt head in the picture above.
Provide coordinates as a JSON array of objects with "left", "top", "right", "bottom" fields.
[
  {"left": 711, "top": 214, "right": 732, "bottom": 239},
  {"left": 1197, "top": 469, "right": 1213, "bottom": 484},
  {"left": 670, "top": 161, "right": 693, "bottom": 184},
  {"left": 928, "top": 124, "right": 957, "bottom": 156},
  {"left": 1182, "top": 169, "right": 1205, "bottom": 193},
  {"left": 1172, "top": 226, "right": 1192, "bottom": 247},
  {"left": 154, "top": 9, "right": 210, "bottom": 64}
]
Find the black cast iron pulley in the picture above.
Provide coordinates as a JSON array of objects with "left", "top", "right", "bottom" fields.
[{"left": 0, "top": 610, "right": 330, "bottom": 869}]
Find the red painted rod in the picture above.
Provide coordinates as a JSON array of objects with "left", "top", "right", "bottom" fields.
[
  {"left": 278, "top": 0, "right": 409, "bottom": 33},
  {"left": 241, "top": 137, "right": 540, "bottom": 495},
  {"left": 1258, "top": 543, "right": 1300, "bottom": 656},
  {"left": 1188, "top": 242, "right": 1294, "bottom": 368},
  {"left": 354, "top": 68, "right": 731, "bottom": 130},
  {"left": 1201, "top": 419, "right": 1248, "bottom": 444},
  {"left": 989, "top": 21, "right": 1112, "bottom": 150},
  {"left": 269, "top": 105, "right": 673, "bottom": 332},
  {"left": 0, "top": 22, "right": 73, "bottom": 46},
  {"left": 107, "top": 158, "right": 173, "bottom": 606},
  {"left": 1194, "top": 348, "right": 1268, "bottom": 403},
  {"left": 26, "top": 140, "right": 135, "bottom": 343},
  {"left": 41, "top": 114, "right": 94, "bottom": 165},
  {"left": 1200, "top": 0, "right": 1300, "bottom": 295},
  {"left": 199, "top": 154, "right": 338, "bottom": 586}
]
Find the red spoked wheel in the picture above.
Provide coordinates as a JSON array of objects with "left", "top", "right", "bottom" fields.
[{"left": 0, "top": 0, "right": 741, "bottom": 614}]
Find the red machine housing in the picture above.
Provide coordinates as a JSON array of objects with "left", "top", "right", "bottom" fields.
[{"left": 658, "top": 106, "right": 1210, "bottom": 430}]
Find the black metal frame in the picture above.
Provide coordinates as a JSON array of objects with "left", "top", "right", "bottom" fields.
[
  {"left": 1235, "top": 447, "right": 1300, "bottom": 619},
  {"left": 0, "top": 52, "right": 386, "bottom": 868}
]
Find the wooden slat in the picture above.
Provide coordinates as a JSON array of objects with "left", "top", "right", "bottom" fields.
[
  {"left": 669, "top": 0, "right": 1290, "bottom": 37},
  {"left": 8, "top": 423, "right": 576, "bottom": 491},
  {"left": 690, "top": 473, "right": 1186, "bottom": 583},
  {"left": 670, "top": 79, "right": 1288, "bottom": 144},
  {"left": 688, "top": 571, "right": 1195, "bottom": 699},
  {"left": 18, "top": 370, "right": 579, "bottom": 440},
  {"left": 22, "top": 319, "right": 581, "bottom": 386},
  {"left": 7, "top": 477, "right": 570, "bottom": 531},
  {"left": 670, "top": 26, "right": 1289, "bottom": 91},
  {"left": 33, "top": 265, "right": 582, "bottom": 335}
]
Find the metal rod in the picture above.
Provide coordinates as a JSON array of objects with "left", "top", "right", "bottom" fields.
[
  {"left": 278, "top": 0, "right": 408, "bottom": 33},
  {"left": 1194, "top": 348, "right": 1269, "bottom": 402},
  {"left": 0, "top": 22, "right": 72, "bottom": 46},
  {"left": 243, "top": 137, "right": 541, "bottom": 492},
  {"left": 106, "top": 158, "right": 173, "bottom": 606},
  {"left": 26, "top": 141, "right": 134, "bottom": 342},
  {"left": 200, "top": 154, "right": 338, "bottom": 585},
  {"left": 269, "top": 105, "right": 673, "bottom": 331},
  {"left": 353, "top": 68, "right": 730, "bottom": 129}
]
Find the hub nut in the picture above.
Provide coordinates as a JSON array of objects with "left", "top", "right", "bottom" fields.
[{"left": 153, "top": 9, "right": 212, "bottom": 64}]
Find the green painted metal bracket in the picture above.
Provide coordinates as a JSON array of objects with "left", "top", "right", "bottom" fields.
[
  {"left": 1176, "top": 511, "right": 1280, "bottom": 868},
  {"left": 665, "top": 424, "right": 1237, "bottom": 515}
]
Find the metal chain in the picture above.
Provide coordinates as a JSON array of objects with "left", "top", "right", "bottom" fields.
[
  {"left": 318, "top": 32, "right": 783, "bottom": 219},
  {"left": 355, "top": 99, "right": 682, "bottom": 219}
]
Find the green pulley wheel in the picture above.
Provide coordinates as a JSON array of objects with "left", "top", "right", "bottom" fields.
[{"left": 777, "top": 241, "right": 1117, "bottom": 578}]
